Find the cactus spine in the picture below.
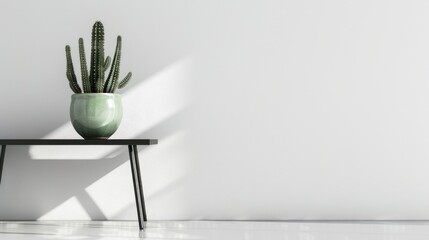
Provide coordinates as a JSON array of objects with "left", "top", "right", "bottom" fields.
[{"left": 65, "top": 21, "right": 132, "bottom": 93}]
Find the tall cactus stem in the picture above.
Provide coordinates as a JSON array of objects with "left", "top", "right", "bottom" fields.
[
  {"left": 89, "top": 21, "right": 105, "bottom": 93},
  {"left": 79, "top": 38, "right": 91, "bottom": 93},
  {"left": 65, "top": 45, "right": 82, "bottom": 93},
  {"left": 104, "top": 36, "right": 122, "bottom": 93}
]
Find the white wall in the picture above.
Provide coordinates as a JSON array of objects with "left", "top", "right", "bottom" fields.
[{"left": 1, "top": 0, "right": 429, "bottom": 220}]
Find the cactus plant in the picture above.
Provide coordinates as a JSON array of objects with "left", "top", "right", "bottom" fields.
[{"left": 65, "top": 21, "right": 132, "bottom": 93}]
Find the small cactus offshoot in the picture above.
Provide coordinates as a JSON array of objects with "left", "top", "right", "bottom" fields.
[{"left": 65, "top": 21, "right": 132, "bottom": 93}]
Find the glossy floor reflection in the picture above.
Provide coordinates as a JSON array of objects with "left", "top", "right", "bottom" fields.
[{"left": 2, "top": 220, "right": 429, "bottom": 239}]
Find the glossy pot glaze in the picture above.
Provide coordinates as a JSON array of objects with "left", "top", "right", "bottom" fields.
[{"left": 70, "top": 93, "right": 122, "bottom": 139}]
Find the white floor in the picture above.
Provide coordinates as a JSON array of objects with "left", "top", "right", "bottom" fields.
[{"left": 1, "top": 221, "right": 429, "bottom": 239}]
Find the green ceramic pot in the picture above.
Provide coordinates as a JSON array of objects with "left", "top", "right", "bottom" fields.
[{"left": 70, "top": 93, "right": 122, "bottom": 140}]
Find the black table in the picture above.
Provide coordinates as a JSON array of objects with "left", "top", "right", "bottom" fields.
[{"left": 0, "top": 139, "right": 158, "bottom": 230}]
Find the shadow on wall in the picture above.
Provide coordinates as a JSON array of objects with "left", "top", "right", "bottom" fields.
[{"left": 0, "top": 57, "right": 194, "bottom": 220}]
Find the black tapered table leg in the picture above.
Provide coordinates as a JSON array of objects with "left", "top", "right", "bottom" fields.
[
  {"left": 0, "top": 145, "right": 6, "bottom": 184},
  {"left": 128, "top": 145, "right": 147, "bottom": 230},
  {"left": 133, "top": 145, "right": 148, "bottom": 222}
]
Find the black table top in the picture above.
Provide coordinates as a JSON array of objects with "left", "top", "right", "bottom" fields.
[{"left": 0, "top": 139, "right": 158, "bottom": 145}]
